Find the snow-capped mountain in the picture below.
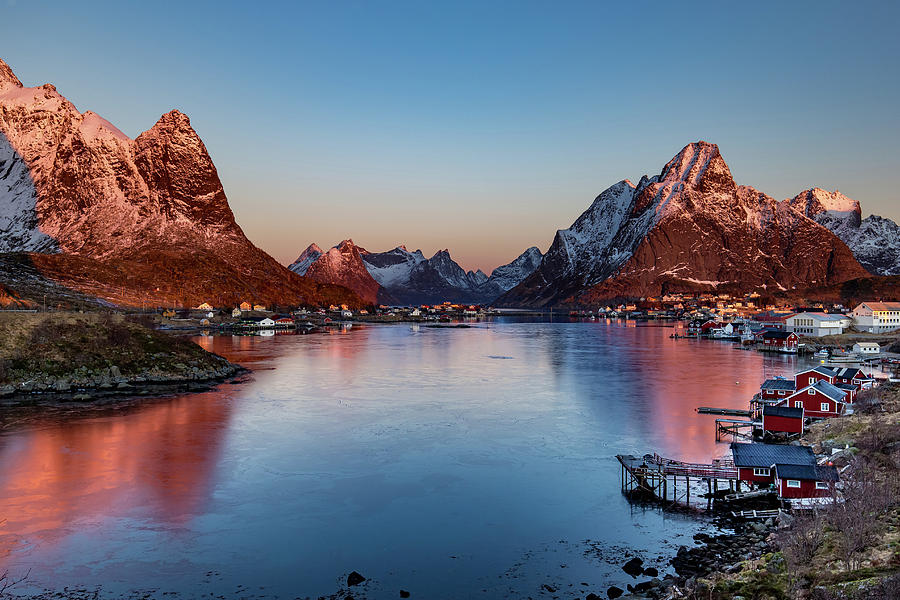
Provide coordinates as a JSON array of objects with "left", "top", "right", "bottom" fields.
[
  {"left": 362, "top": 246, "right": 428, "bottom": 288},
  {"left": 0, "top": 57, "right": 363, "bottom": 308},
  {"left": 498, "top": 142, "right": 868, "bottom": 307},
  {"left": 361, "top": 247, "right": 488, "bottom": 305},
  {"left": 788, "top": 188, "right": 900, "bottom": 276},
  {"left": 288, "top": 243, "right": 324, "bottom": 276},
  {"left": 289, "top": 240, "right": 386, "bottom": 305},
  {"left": 362, "top": 246, "right": 541, "bottom": 305}
]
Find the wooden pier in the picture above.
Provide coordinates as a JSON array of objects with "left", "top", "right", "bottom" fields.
[
  {"left": 714, "top": 418, "right": 758, "bottom": 441},
  {"left": 617, "top": 453, "right": 739, "bottom": 505},
  {"left": 697, "top": 407, "right": 752, "bottom": 417}
]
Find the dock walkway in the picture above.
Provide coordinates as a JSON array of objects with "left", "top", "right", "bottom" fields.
[{"left": 616, "top": 453, "right": 739, "bottom": 505}]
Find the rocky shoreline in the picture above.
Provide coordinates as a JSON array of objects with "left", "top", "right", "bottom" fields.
[{"left": 0, "top": 360, "right": 248, "bottom": 406}]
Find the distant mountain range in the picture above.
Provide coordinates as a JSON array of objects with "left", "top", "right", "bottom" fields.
[
  {"left": 0, "top": 57, "right": 363, "bottom": 308},
  {"left": 496, "top": 142, "right": 900, "bottom": 307},
  {"left": 289, "top": 241, "right": 543, "bottom": 305}
]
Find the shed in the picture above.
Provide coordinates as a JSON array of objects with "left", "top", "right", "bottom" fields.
[
  {"left": 773, "top": 463, "right": 838, "bottom": 498},
  {"left": 730, "top": 442, "right": 815, "bottom": 485},
  {"left": 762, "top": 405, "right": 804, "bottom": 434}
]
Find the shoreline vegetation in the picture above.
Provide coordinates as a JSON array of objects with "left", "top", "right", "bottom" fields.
[{"left": 0, "top": 313, "right": 245, "bottom": 407}]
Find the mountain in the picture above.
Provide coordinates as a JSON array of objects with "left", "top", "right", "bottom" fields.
[
  {"left": 358, "top": 246, "right": 541, "bottom": 305},
  {"left": 288, "top": 243, "right": 324, "bottom": 276},
  {"left": 498, "top": 142, "right": 868, "bottom": 307},
  {"left": 0, "top": 58, "right": 363, "bottom": 308},
  {"left": 289, "top": 240, "right": 385, "bottom": 305},
  {"left": 788, "top": 188, "right": 900, "bottom": 276}
]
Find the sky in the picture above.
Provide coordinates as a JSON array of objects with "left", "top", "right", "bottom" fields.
[{"left": 3, "top": 1, "right": 899, "bottom": 272}]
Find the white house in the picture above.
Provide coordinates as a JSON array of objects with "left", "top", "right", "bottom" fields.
[
  {"left": 852, "top": 341, "right": 881, "bottom": 355},
  {"left": 258, "top": 317, "right": 276, "bottom": 328},
  {"left": 232, "top": 307, "right": 242, "bottom": 318},
  {"left": 785, "top": 312, "right": 851, "bottom": 337},
  {"left": 410, "top": 308, "right": 421, "bottom": 316},
  {"left": 852, "top": 302, "right": 900, "bottom": 333},
  {"left": 340, "top": 309, "right": 353, "bottom": 318}
]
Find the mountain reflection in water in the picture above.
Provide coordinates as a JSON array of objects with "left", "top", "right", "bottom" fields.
[{"left": 0, "top": 321, "right": 814, "bottom": 598}]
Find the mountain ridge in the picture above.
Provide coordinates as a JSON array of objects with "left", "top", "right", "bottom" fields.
[
  {"left": 498, "top": 142, "right": 869, "bottom": 307},
  {"left": 0, "top": 57, "right": 365, "bottom": 308}
]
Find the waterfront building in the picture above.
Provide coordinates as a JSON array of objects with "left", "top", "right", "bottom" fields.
[{"left": 852, "top": 301, "right": 900, "bottom": 333}]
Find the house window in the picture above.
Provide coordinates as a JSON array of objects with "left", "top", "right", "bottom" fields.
[
  {"left": 815, "top": 482, "right": 828, "bottom": 490},
  {"left": 753, "top": 468, "right": 770, "bottom": 476},
  {"left": 786, "top": 480, "right": 801, "bottom": 488},
  {"left": 794, "top": 401, "right": 803, "bottom": 408},
  {"left": 809, "top": 389, "right": 816, "bottom": 395},
  {"left": 821, "top": 402, "right": 830, "bottom": 412}
]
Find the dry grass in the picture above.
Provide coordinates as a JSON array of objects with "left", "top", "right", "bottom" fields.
[{"left": 0, "top": 312, "right": 226, "bottom": 384}]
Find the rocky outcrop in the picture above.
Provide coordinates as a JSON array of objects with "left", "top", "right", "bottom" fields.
[
  {"left": 0, "top": 57, "right": 363, "bottom": 308},
  {"left": 789, "top": 188, "right": 900, "bottom": 276},
  {"left": 499, "top": 142, "right": 868, "bottom": 307}
]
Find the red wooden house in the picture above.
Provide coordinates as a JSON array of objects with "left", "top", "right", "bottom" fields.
[
  {"left": 760, "top": 330, "right": 799, "bottom": 352},
  {"left": 762, "top": 405, "right": 804, "bottom": 434},
  {"left": 830, "top": 367, "right": 875, "bottom": 391},
  {"left": 779, "top": 380, "right": 847, "bottom": 418},
  {"left": 773, "top": 463, "right": 838, "bottom": 499},
  {"left": 795, "top": 366, "right": 837, "bottom": 389},
  {"left": 730, "top": 442, "right": 816, "bottom": 486},
  {"left": 699, "top": 320, "right": 724, "bottom": 336},
  {"left": 759, "top": 378, "right": 796, "bottom": 401}
]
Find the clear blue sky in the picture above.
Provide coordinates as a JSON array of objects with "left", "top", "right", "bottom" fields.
[{"left": 3, "top": 0, "right": 899, "bottom": 272}]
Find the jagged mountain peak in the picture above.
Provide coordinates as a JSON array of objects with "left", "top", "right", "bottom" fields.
[
  {"left": 498, "top": 141, "right": 867, "bottom": 307},
  {"left": 786, "top": 189, "right": 899, "bottom": 275},
  {"left": 789, "top": 188, "right": 861, "bottom": 221},
  {"left": 658, "top": 141, "right": 728, "bottom": 186},
  {"left": 0, "top": 57, "right": 366, "bottom": 307},
  {"left": 0, "top": 58, "right": 23, "bottom": 92}
]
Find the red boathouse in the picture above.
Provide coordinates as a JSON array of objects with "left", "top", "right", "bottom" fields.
[
  {"left": 762, "top": 405, "right": 804, "bottom": 435},
  {"left": 773, "top": 463, "right": 839, "bottom": 498}
]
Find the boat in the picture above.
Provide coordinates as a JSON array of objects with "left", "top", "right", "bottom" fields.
[{"left": 815, "top": 349, "right": 829, "bottom": 358}]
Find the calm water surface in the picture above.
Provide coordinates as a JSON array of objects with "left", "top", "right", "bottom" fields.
[{"left": 0, "top": 320, "right": 814, "bottom": 598}]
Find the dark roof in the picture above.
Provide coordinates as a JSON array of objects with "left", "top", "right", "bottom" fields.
[
  {"left": 806, "top": 366, "right": 837, "bottom": 377},
  {"left": 831, "top": 367, "right": 872, "bottom": 380},
  {"left": 764, "top": 405, "right": 803, "bottom": 419},
  {"left": 761, "top": 378, "right": 796, "bottom": 391},
  {"left": 835, "top": 383, "right": 857, "bottom": 391},
  {"left": 762, "top": 330, "right": 794, "bottom": 339},
  {"left": 774, "top": 463, "right": 839, "bottom": 482},
  {"left": 730, "top": 443, "right": 815, "bottom": 468},
  {"left": 809, "top": 380, "right": 847, "bottom": 402}
]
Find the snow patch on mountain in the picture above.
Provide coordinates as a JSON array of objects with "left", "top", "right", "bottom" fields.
[
  {"left": 362, "top": 246, "right": 427, "bottom": 288},
  {"left": 789, "top": 188, "right": 900, "bottom": 275},
  {"left": 0, "top": 131, "right": 56, "bottom": 252},
  {"left": 288, "top": 243, "right": 324, "bottom": 275}
]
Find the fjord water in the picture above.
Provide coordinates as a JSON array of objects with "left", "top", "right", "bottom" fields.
[{"left": 0, "top": 320, "right": 811, "bottom": 598}]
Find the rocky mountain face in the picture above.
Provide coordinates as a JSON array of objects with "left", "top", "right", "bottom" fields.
[
  {"left": 288, "top": 240, "right": 386, "bottom": 305},
  {"left": 788, "top": 188, "right": 900, "bottom": 276},
  {"left": 288, "top": 243, "right": 324, "bottom": 276},
  {"left": 498, "top": 142, "right": 868, "bottom": 307},
  {"left": 0, "top": 58, "right": 363, "bottom": 308},
  {"left": 361, "top": 246, "right": 542, "bottom": 305}
]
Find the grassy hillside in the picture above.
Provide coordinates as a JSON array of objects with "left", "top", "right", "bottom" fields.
[{"left": 0, "top": 313, "right": 238, "bottom": 390}]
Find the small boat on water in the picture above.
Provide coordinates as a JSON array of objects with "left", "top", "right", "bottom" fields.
[{"left": 815, "top": 349, "right": 829, "bottom": 358}]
